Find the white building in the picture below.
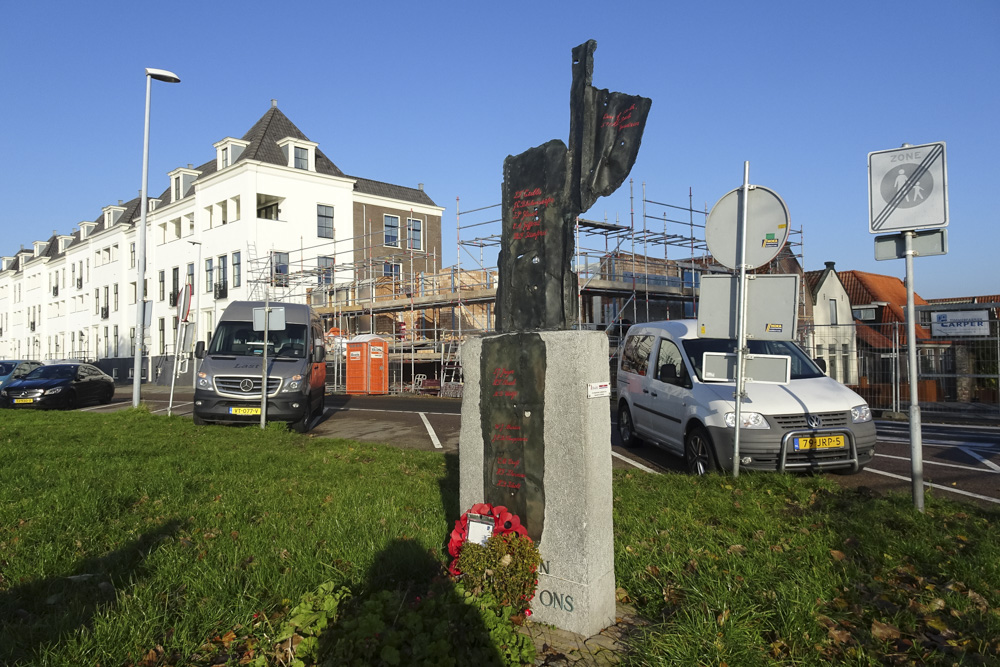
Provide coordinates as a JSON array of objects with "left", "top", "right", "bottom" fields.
[
  {"left": 0, "top": 102, "right": 443, "bottom": 383},
  {"left": 803, "top": 261, "right": 859, "bottom": 385}
]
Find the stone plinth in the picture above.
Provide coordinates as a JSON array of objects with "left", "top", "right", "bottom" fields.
[{"left": 460, "top": 330, "right": 614, "bottom": 637}]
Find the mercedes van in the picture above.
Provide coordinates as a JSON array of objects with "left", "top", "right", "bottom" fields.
[
  {"left": 193, "top": 301, "right": 326, "bottom": 432},
  {"left": 616, "top": 320, "right": 875, "bottom": 474}
]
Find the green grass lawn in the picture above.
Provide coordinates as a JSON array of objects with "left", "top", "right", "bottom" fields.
[{"left": 0, "top": 407, "right": 997, "bottom": 665}]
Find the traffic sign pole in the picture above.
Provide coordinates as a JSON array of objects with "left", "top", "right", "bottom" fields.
[
  {"left": 904, "top": 231, "right": 925, "bottom": 511},
  {"left": 732, "top": 162, "right": 750, "bottom": 479}
]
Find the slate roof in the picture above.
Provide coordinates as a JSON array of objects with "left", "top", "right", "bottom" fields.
[
  {"left": 351, "top": 176, "right": 437, "bottom": 207},
  {"left": 238, "top": 106, "right": 345, "bottom": 178}
]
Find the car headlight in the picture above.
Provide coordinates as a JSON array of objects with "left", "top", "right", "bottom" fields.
[
  {"left": 724, "top": 411, "right": 769, "bottom": 429},
  {"left": 851, "top": 404, "right": 872, "bottom": 423},
  {"left": 44, "top": 387, "right": 64, "bottom": 395},
  {"left": 197, "top": 372, "right": 212, "bottom": 389},
  {"left": 281, "top": 374, "right": 304, "bottom": 393}
]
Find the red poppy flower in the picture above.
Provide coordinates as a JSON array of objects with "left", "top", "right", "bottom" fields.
[{"left": 493, "top": 508, "right": 528, "bottom": 538}]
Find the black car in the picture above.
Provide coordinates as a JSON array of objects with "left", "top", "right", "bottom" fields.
[{"left": 1, "top": 363, "right": 115, "bottom": 410}]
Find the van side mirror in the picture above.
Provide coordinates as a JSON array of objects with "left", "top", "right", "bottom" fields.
[
  {"left": 814, "top": 357, "right": 827, "bottom": 373},
  {"left": 195, "top": 341, "right": 206, "bottom": 359},
  {"left": 312, "top": 345, "right": 326, "bottom": 363}
]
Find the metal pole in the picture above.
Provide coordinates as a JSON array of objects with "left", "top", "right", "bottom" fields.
[
  {"left": 904, "top": 231, "right": 925, "bottom": 511},
  {"left": 132, "top": 74, "right": 153, "bottom": 407},
  {"left": 733, "top": 162, "right": 751, "bottom": 479},
  {"left": 261, "top": 289, "right": 269, "bottom": 429}
]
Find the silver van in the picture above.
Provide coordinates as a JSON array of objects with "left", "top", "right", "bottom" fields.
[
  {"left": 193, "top": 301, "right": 326, "bottom": 432},
  {"left": 616, "top": 320, "right": 875, "bottom": 474}
]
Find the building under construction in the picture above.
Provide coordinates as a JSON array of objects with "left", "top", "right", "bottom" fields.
[{"left": 253, "top": 181, "right": 806, "bottom": 394}]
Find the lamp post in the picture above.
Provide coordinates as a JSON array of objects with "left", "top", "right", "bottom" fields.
[{"left": 133, "top": 67, "right": 180, "bottom": 408}]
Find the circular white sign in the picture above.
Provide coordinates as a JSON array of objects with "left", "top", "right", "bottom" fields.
[{"left": 705, "top": 185, "right": 790, "bottom": 270}]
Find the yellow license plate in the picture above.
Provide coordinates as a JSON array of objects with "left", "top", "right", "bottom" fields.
[
  {"left": 13, "top": 398, "right": 33, "bottom": 404},
  {"left": 229, "top": 407, "right": 261, "bottom": 416},
  {"left": 794, "top": 434, "right": 845, "bottom": 450}
]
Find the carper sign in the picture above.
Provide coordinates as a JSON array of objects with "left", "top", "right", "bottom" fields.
[{"left": 868, "top": 142, "right": 948, "bottom": 234}]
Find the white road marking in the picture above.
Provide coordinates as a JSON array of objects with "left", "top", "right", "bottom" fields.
[
  {"left": 612, "top": 451, "right": 661, "bottom": 475},
  {"left": 418, "top": 412, "right": 443, "bottom": 449},
  {"left": 151, "top": 402, "right": 193, "bottom": 415},
  {"left": 878, "top": 436, "right": 1000, "bottom": 452},
  {"left": 874, "top": 452, "right": 1000, "bottom": 474},
  {"left": 865, "top": 467, "right": 1000, "bottom": 505},
  {"left": 330, "top": 407, "right": 459, "bottom": 417},
  {"left": 959, "top": 446, "right": 1000, "bottom": 472}
]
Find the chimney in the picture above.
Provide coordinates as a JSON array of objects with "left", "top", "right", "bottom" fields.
[
  {"left": 271, "top": 99, "right": 278, "bottom": 108},
  {"left": 418, "top": 183, "right": 424, "bottom": 191},
  {"left": 118, "top": 199, "right": 123, "bottom": 205},
  {"left": 824, "top": 261, "right": 836, "bottom": 270},
  {"left": 187, "top": 164, "right": 193, "bottom": 169}
]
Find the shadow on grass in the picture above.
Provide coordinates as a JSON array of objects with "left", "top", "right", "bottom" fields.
[
  {"left": 0, "top": 519, "right": 183, "bottom": 665},
  {"left": 439, "top": 451, "right": 461, "bottom": 526},
  {"left": 318, "top": 537, "right": 506, "bottom": 665}
]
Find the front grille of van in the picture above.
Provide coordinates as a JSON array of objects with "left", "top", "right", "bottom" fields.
[
  {"left": 214, "top": 376, "right": 282, "bottom": 398},
  {"left": 771, "top": 411, "right": 850, "bottom": 430}
]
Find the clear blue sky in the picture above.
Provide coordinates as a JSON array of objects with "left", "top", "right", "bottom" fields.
[{"left": 1, "top": 1, "right": 996, "bottom": 299}]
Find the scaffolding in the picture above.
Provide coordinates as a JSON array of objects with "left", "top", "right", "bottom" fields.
[{"left": 251, "top": 182, "right": 804, "bottom": 395}]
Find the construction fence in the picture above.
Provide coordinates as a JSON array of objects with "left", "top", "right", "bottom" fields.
[{"left": 805, "top": 322, "right": 1000, "bottom": 419}]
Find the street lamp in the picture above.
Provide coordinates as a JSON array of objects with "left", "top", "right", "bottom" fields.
[{"left": 133, "top": 67, "right": 180, "bottom": 407}]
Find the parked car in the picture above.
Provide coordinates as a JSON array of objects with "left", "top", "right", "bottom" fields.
[
  {"left": 1, "top": 363, "right": 115, "bottom": 410},
  {"left": 616, "top": 320, "right": 875, "bottom": 475},
  {"left": 0, "top": 360, "right": 44, "bottom": 393}
]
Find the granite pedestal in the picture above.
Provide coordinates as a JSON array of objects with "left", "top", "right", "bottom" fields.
[{"left": 459, "top": 330, "right": 614, "bottom": 637}]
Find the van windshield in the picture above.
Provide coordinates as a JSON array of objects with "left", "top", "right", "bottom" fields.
[
  {"left": 681, "top": 338, "right": 825, "bottom": 382},
  {"left": 208, "top": 321, "right": 308, "bottom": 358}
]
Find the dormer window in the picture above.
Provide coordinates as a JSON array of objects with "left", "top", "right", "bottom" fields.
[
  {"left": 103, "top": 205, "right": 125, "bottom": 228},
  {"left": 57, "top": 235, "right": 73, "bottom": 252},
  {"left": 168, "top": 167, "right": 201, "bottom": 203},
  {"left": 277, "top": 137, "right": 317, "bottom": 171},
  {"left": 33, "top": 241, "right": 47, "bottom": 257},
  {"left": 213, "top": 137, "right": 249, "bottom": 171},
  {"left": 79, "top": 221, "right": 96, "bottom": 239}
]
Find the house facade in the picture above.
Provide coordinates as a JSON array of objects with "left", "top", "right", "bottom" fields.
[
  {"left": 802, "top": 261, "right": 859, "bottom": 385},
  {"left": 0, "top": 102, "right": 443, "bottom": 383}
]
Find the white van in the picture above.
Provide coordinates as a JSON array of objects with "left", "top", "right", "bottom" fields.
[{"left": 616, "top": 320, "right": 875, "bottom": 474}]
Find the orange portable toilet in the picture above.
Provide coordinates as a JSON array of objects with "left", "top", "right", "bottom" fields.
[{"left": 346, "top": 335, "right": 389, "bottom": 395}]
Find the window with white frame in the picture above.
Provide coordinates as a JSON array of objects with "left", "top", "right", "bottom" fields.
[
  {"left": 384, "top": 215, "right": 399, "bottom": 247},
  {"left": 407, "top": 218, "right": 422, "bottom": 251},
  {"left": 205, "top": 258, "right": 214, "bottom": 292},
  {"left": 318, "top": 256, "right": 335, "bottom": 285},
  {"left": 272, "top": 252, "right": 289, "bottom": 286},
  {"left": 383, "top": 262, "right": 401, "bottom": 278},
  {"left": 233, "top": 251, "right": 241, "bottom": 287},
  {"left": 317, "top": 205, "right": 334, "bottom": 238},
  {"left": 294, "top": 147, "right": 308, "bottom": 170}
]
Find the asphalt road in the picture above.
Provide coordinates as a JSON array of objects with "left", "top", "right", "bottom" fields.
[{"left": 83, "top": 388, "right": 1000, "bottom": 509}]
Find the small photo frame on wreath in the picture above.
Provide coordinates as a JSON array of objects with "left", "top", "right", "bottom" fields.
[{"left": 466, "top": 513, "right": 494, "bottom": 546}]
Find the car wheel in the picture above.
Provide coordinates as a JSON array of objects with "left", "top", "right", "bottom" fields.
[
  {"left": 617, "top": 402, "right": 641, "bottom": 448},
  {"left": 100, "top": 388, "right": 114, "bottom": 405},
  {"left": 192, "top": 413, "right": 207, "bottom": 426},
  {"left": 684, "top": 425, "right": 717, "bottom": 475},
  {"left": 290, "top": 408, "right": 311, "bottom": 433},
  {"left": 63, "top": 391, "right": 78, "bottom": 411}
]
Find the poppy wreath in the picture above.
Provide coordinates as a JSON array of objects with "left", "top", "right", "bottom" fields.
[{"left": 447, "top": 502, "right": 529, "bottom": 577}]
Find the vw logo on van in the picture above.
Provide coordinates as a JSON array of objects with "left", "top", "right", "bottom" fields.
[
  {"left": 240, "top": 379, "right": 254, "bottom": 393},
  {"left": 807, "top": 414, "right": 822, "bottom": 429}
]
